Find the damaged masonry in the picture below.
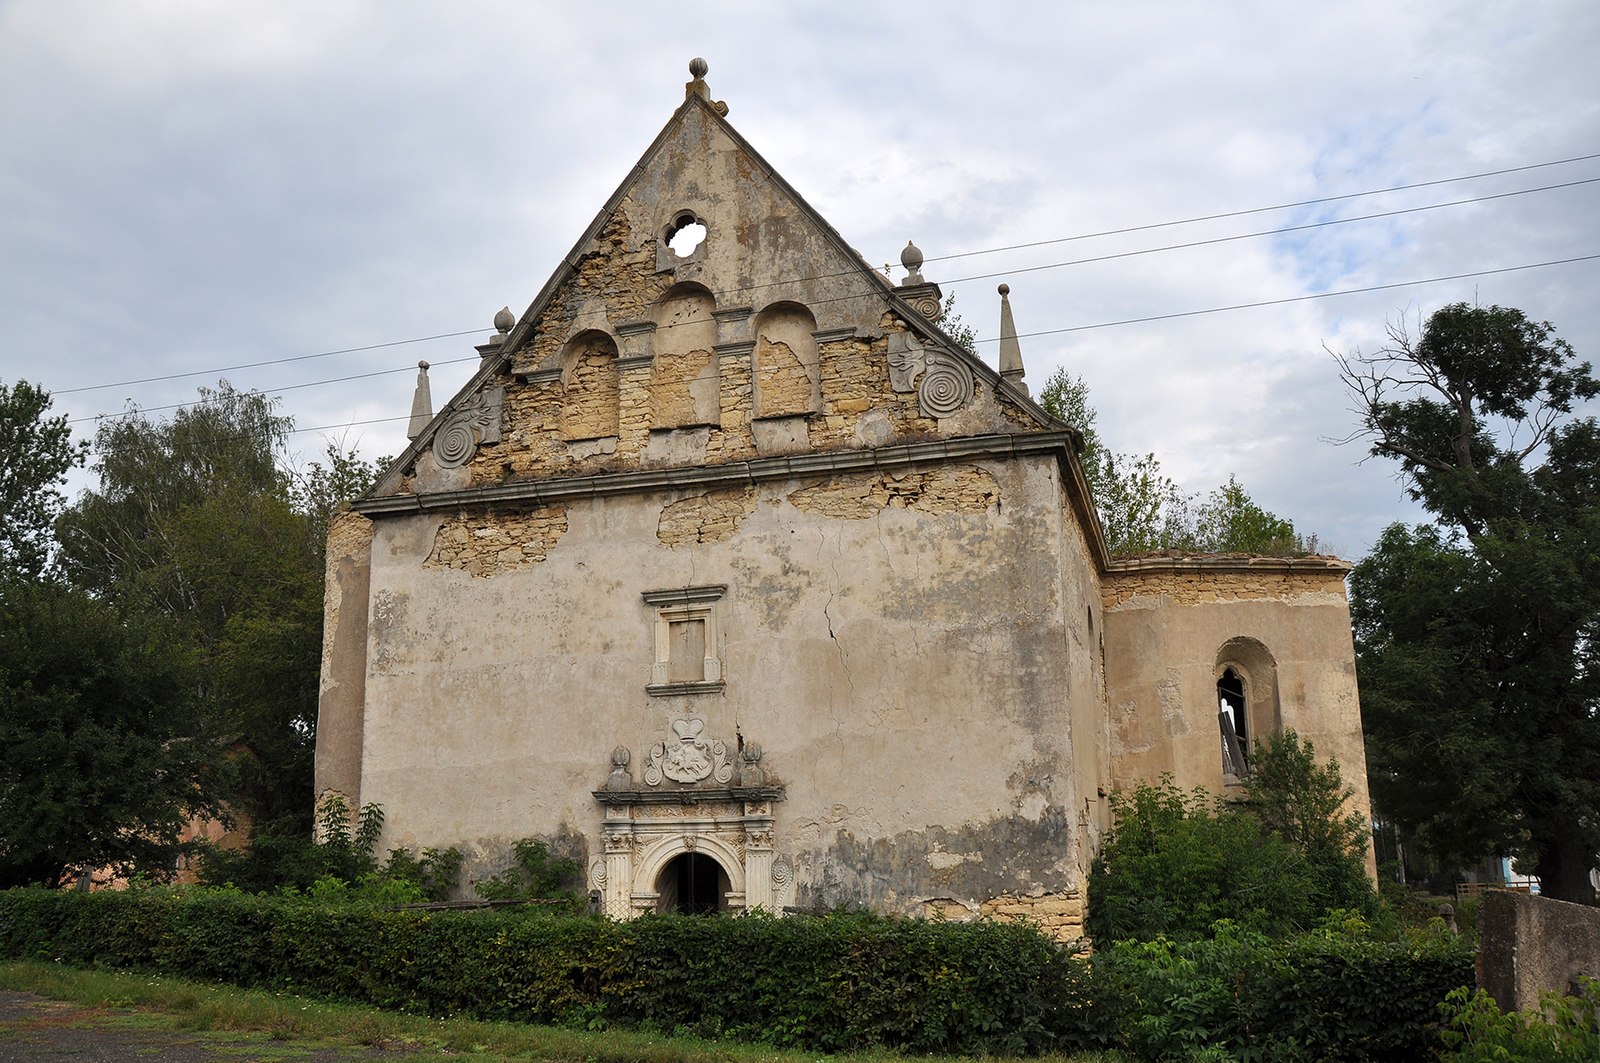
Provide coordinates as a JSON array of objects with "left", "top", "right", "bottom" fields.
[{"left": 315, "top": 60, "right": 1371, "bottom": 938}]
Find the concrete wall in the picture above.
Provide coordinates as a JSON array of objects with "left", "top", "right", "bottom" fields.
[{"left": 1480, "top": 890, "right": 1600, "bottom": 1011}]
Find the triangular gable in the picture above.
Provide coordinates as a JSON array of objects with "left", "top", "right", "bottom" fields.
[{"left": 372, "top": 91, "right": 1063, "bottom": 501}]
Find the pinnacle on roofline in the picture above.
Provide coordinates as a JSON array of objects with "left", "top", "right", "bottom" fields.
[
  {"left": 685, "top": 57, "right": 728, "bottom": 116},
  {"left": 998, "top": 283, "right": 1027, "bottom": 395}
]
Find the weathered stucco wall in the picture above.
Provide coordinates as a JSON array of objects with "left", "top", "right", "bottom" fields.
[
  {"left": 1100, "top": 558, "right": 1374, "bottom": 873},
  {"left": 355, "top": 454, "right": 1095, "bottom": 913},
  {"left": 314, "top": 509, "right": 374, "bottom": 810}
]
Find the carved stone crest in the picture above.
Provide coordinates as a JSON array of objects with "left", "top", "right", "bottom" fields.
[
  {"left": 432, "top": 386, "right": 505, "bottom": 468},
  {"left": 917, "top": 350, "right": 974, "bottom": 417},
  {"left": 644, "top": 718, "right": 734, "bottom": 786},
  {"left": 886, "top": 333, "right": 973, "bottom": 418}
]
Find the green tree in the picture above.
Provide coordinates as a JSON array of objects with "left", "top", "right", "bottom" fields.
[
  {"left": 0, "top": 578, "right": 219, "bottom": 887},
  {"left": 1243, "top": 730, "right": 1375, "bottom": 915},
  {"left": 56, "top": 383, "right": 378, "bottom": 836},
  {"left": 1038, "top": 368, "right": 1306, "bottom": 556},
  {"left": 1339, "top": 303, "right": 1600, "bottom": 904},
  {"left": 0, "top": 380, "right": 86, "bottom": 579}
]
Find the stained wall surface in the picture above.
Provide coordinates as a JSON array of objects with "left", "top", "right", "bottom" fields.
[
  {"left": 354, "top": 453, "right": 1097, "bottom": 913},
  {"left": 317, "top": 82, "right": 1371, "bottom": 930}
]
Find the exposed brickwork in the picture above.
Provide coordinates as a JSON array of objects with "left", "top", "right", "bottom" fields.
[
  {"left": 561, "top": 343, "right": 620, "bottom": 441},
  {"left": 786, "top": 466, "right": 1000, "bottom": 519},
  {"left": 755, "top": 337, "right": 816, "bottom": 417},
  {"left": 980, "top": 890, "right": 1088, "bottom": 945},
  {"left": 1102, "top": 566, "right": 1349, "bottom": 608},
  {"left": 425, "top": 506, "right": 569, "bottom": 576},
  {"left": 656, "top": 488, "right": 758, "bottom": 545},
  {"left": 651, "top": 346, "right": 715, "bottom": 427}
]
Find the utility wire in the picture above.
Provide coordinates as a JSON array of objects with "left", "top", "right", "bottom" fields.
[
  {"left": 94, "top": 252, "right": 1599, "bottom": 438},
  {"left": 918, "top": 151, "right": 1600, "bottom": 265},
  {"left": 49, "top": 157, "right": 1600, "bottom": 396}
]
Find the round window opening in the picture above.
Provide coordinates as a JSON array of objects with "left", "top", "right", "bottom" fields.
[
  {"left": 665, "top": 212, "right": 708, "bottom": 258},
  {"left": 655, "top": 852, "right": 729, "bottom": 914}
]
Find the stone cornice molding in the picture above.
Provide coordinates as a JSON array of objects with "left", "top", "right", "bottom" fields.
[{"left": 352, "top": 432, "right": 1080, "bottom": 516}]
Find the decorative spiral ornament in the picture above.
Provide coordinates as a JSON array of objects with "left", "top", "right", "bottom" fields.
[
  {"left": 912, "top": 294, "right": 942, "bottom": 320},
  {"left": 918, "top": 355, "right": 973, "bottom": 417},
  {"left": 771, "top": 858, "right": 793, "bottom": 887},
  {"left": 432, "top": 414, "right": 478, "bottom": 468},
  {"left": 589, "top": 859, "right": 607, "bottom": 889}
]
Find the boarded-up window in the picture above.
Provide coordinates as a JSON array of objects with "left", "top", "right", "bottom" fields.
[
  {"left": 753, "top": 303, "right": 819, "bottom": 418},
  {"left": 667, "top": 618, "right": 707, "bottom": 684}
]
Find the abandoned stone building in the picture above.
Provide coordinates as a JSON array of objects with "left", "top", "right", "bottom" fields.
[{"left": 315, "top": 61, "right": 1370, "bottom": 936}]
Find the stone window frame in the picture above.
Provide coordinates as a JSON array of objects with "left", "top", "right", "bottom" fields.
[
  {"left": 1214, "top": 637, "right": 1282, "bottom": 787},
  {"left": 643, "top": 585, "right": 726, "bottom": 695}
]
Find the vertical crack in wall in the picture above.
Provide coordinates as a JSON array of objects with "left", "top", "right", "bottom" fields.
[{"left": 826, "top": 523, "right": 860, "bottom": 726}]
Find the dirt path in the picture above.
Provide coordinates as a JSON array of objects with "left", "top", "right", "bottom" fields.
[{"left": 0, "top": 990, "right": 427, "bottom": 1061}]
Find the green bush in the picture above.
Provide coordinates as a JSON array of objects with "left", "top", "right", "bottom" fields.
[
  {"left": 1440, "top": 977, "right": 1600, "bottom": 1061},
  {"left": 1089, "top": 736, "right": 1378, "bottom": 944},
  {"left": 0, "top": 888, "right": 1100, "bottom": 1056},
  {"left": 0, "top": 887, "right": 1474, "bottom": 1058},
  {"left": 1098, "top": 919, "right": 1473, "bottom": 1060},
  {"left": 1087, "top": 778, "right": 1321, "bottom": 941}
]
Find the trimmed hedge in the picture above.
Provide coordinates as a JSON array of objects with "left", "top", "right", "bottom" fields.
[{"left": 0, "top": 889, "right": 1473, "bottom": 1058}]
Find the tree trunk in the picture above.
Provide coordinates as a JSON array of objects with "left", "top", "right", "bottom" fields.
[{"left": 1534, "top": 835, "right": 1598, "bottom": 906}]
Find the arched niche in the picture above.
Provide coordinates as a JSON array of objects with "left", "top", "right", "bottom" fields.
[
  {"left": 753, "top": 302, "right": 819, "bottom": 419},
  {"left": 559, "top": 330, "right": 620, "bottom": 441},
  {"left": 651, "top": 284, "right": 720, "bottom": 428},
  {"left": 1215, "top": 637, "right": 1281, "bottom": 780}
]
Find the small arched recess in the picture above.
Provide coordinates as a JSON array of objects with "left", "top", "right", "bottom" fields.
[
  {"left": 1215, "top": 637, "right": 1281, "bottom": 782},
  {"left": 651, "top": 284, "right": 720, "bottom": 428},
  {"left": 559, "top": 330, "right": 620, "bottom": 441},
  {"left": 753, "top": 302, "right": 820, "bottom": 418}
]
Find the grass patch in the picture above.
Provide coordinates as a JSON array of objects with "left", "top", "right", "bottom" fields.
[{"left": 0, "top": 960, "right": 1125, "bottom": 1062}]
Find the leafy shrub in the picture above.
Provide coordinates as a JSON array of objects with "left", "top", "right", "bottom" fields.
[
  {"left": 1244, "top": 730, "right": 1377, "bottom": 917},
  {"left": 472, "top": 839, "right": 579, "bottom": 906},
  {"left": 1087, "top": 778, "right": 1320, "bottom": 941},
  {"left": 1090, "top": 735, "right": 1378, "bottom": 943},
  {"left": 196, "top": 797, "right": 461, "bottom": 902},
  {"left": 1440, "top": 977, "right": 1600, "bottom": 1061},
  {"left": 0, "top": 889, "right": 1100, "bottom": 1056}
]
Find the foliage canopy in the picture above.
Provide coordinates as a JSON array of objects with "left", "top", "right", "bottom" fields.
[{"left": 1340, "top": 303, "right": 1600, "bottom": 903}]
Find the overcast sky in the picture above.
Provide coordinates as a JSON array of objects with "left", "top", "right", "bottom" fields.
[{"left": 3, "top": 1, "right": 1596, "bottom": 560}]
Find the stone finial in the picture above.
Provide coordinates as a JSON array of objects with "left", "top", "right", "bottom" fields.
[
  {"left": 406, "top": 360, "right": 433, "bottom": 441},
  {"left": 997, "top": 283, "right": 1027, "bottom": 395},
  {"left": 901, "top": 240, "right": 925, "bottom": 285},
  {"left": 605, "top": 746, "right": 634, "bottom": 790},
  {"left": 477, "top": 307, "right": 515, "bottom": 361},
  {"left": 686, "top": 57, "right": 729, "bottom": 115}
]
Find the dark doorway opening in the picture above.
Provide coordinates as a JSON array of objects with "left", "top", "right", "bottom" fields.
[{"left": 656, "top": 852, "right": 728, "bottom": 914}]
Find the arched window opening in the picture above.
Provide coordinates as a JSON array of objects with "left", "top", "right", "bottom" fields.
[
  {"left": 656, "top": 852, "right": 729, "bottom": 914},
  {"left": 1218, "top": 667, "right": 1250, "bottom": 779}
]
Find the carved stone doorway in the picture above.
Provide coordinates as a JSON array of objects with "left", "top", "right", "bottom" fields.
[{"left": 657, "top": 852, "right": 730, "bottom": 914}]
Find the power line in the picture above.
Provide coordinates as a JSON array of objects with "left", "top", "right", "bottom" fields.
[
  {"left": 55, "top": 330, "right": 484, "bottom": 396},
  {"left": 919, "top": 151, "right": 1600, "bottom": 265},
  {"left": 114, "top": 251, "right": 1598, "bottom": 444},
  {"left": 69, "top": 356, "right": 479, "bottom": 426},
  {"left": 48, "top": 157, "right": 1600, "bottom": 396}
]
